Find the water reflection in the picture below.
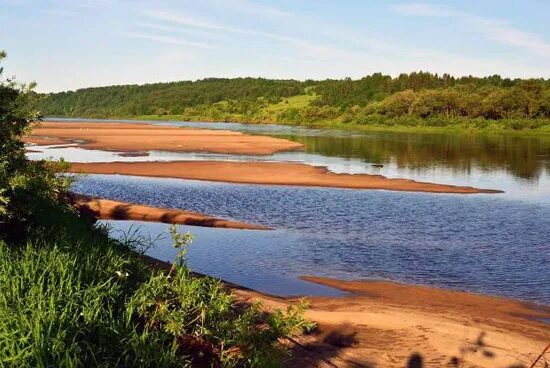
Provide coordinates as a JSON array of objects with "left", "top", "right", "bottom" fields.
[
  {"left": 47, "top": 118, "right": 550, "bottom": 181},
  {"left": 279, "top": 133, "right": 550, "bottom": 182}
]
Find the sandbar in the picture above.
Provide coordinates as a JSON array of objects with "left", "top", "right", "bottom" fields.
[
  {"left": 69, "top": 161, "right": 502, "bottom": 194},
  {"left": 27, "top": 121, "right": 303, "bottom": 155},
  {"left": 69, "top": 193, "right": 269, "bottom": 230}
]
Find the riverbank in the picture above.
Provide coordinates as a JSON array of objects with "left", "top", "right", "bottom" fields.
[
  {"left": 70, "top": 193, "right": 550, "bottom": 366},
  {"left": 68, "top": 193, "right": 269, "bottom": 230},
  {"left": 143, "top": 252, "right": 550, "bottom": 368},
  {"left": 69, "top": 161, "right": 501, "bottom": 194},
  {"left": 114, "top": 113, "right": 550, "bottom": 136},
  {"left": 234, "top": 276, "right": 550, "bottom": 368}
]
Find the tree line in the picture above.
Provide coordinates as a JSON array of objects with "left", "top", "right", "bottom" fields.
[{"left": 36, "top": 72, "right": 550, "bottom": 130}]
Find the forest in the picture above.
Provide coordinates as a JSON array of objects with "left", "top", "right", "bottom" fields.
[{"left": 36, "top": 72, "right": 550, "bottom": 131}]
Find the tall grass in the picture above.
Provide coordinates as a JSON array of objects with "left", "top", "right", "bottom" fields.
[{"left": 0, "top": 203, "right": 313, "bottom": 367}]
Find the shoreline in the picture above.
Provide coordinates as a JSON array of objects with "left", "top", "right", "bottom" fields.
[
  {"left": 243, "top": 276, "right": 550, "bottom": 368},
  {"left": 69, "top": 161, "right": 502, "bottom": 194},
  {"left": 69, "top": 193, "right": 270, "bottom": 230},
  {"left": 144, "top": 255, "right": 550, "bottom": 368},
  {"left": 46, "top": 115, "right": 550, "bottom": 136}
]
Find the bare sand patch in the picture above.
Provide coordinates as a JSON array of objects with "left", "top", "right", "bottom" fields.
[
  {"left": 69, "top": 161, "right": 501, "bottom": 194},
  {"left": 28, "top": 121, "right": 303, "bottom": 155},
  {"left": 69, "top": 193, "right": 269, "bottom": 230},
  {"left": 234, "top": 276, "right": 550, "bottom": 368}
]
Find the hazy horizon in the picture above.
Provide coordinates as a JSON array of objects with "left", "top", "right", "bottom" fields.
[{"left": 2, "top": 0, "right": 549, "bottom": 93}]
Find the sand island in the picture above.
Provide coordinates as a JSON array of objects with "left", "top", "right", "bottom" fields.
[{"left": 30, "top": 121, "right": 502, "bottom": 194}]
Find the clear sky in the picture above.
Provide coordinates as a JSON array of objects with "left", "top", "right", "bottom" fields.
[{"left": 2, "top": 0, "right": 549, "bottom": 92}]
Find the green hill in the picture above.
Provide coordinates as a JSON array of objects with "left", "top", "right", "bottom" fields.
[{"left": 36, "top": 73, "right": 550, "bottom": 132}]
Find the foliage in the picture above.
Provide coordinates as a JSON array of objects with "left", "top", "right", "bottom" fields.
[
  {"left": 0, "top": 204, "right": 314, "bottom": 367},
  {"left": 0, "top": 51, "right": 71, "bottom": 224},
  {"left": 37, "top": 78, "right": 306, "bottom": 118},
  {"left": 0, "top": 51, "right": 314, "bottom": 367},
  {"left": 35, "top": 71, "right": 550, "bottom": 132},
  {"left": 0, "top": 207, "right": 180, "bottom": 367}
]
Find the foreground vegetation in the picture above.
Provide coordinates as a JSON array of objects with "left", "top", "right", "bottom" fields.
[
  {"left": 37, "top": 73, "right": 550, "bottom": 132},
  {"left": 1, "top": 51, "right": 313, "bottom": 367}
]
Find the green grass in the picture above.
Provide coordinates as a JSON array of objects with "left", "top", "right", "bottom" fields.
[
  {"left": 263, "top": 94, "right": 317, "bottom": 115},
  {"left": 115, "top": 112, "right": 550, "bottom": 137},
  {"left": 0, "top": 203, "right": 313, "bottom": 367}
]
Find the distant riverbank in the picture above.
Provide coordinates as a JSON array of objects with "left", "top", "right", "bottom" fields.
[
  {"left": 50, "top": 113, "right": 550, "bottom": 136},
  {"left": 35, "top": 74, "right": 550, "bottom": 136}
]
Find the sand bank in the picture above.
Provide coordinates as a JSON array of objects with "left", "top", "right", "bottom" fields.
[
  {"left": 69, "top": 193, "right": 269, "bottom": 230},
  {"left": 27, "top": 121, "right": 303, "bottom": 155},
  {"left": 232, "top": 276, "right": 550, "bottom": 368},
  {"left": 69, "top": 161, "right": 501, "bottom": 194}
]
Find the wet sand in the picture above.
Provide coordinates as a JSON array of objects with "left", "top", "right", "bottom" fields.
[
  {"left": 69, "top": 161, "right": 502, "bottom": 194},
  {"left": 27, "top": 121, "right": 304, "bottom": 155},
  {"left": 69, "top": 193, "right": 269, "bottom": 230},
  {"left": 232, "top": 276, "right": 550, "bottom": 368}
]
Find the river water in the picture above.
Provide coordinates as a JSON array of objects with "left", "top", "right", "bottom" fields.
[{"left": 32, "top": 119, "right": 550, "bottom": 304}]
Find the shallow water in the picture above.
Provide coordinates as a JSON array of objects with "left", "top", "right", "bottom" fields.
[
  {"left": 43, "top": 118, "right": 550, "bottom": 303},
  {"left": 75, "top": 174, "right": 550, "bottom": 304}
]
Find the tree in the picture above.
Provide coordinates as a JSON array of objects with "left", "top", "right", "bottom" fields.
[{"left": 0, "top": 51, "right": 69, "bottom": 226}]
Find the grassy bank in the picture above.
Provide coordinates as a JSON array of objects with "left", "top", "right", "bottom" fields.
[
  {"left": 0, "top": 200, "right": 313, "bottom": 367},
  {"left": 111, "top": 110, "right": 550, "bottom": 136},
  {"left": 1, "top": 50, "right": 313, "bottom": 367},
  {"left": 57, "top": 94, "right": 550, "bottom": 136}
]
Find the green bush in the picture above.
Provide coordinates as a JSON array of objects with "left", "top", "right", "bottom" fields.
[{"left": 0, "top": 51, "right": 71, "bottom": 226}]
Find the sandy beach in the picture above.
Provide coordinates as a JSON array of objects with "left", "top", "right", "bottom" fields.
[
  {"left": 69, "top": 161, "right": 501, "bottom": 194},
  {"left": 69, "top": 193, "right": 269, "bottom": 230},
  {"left": 27, "top": 121, "right": 304, "bottom": 155},
  {"left": 232, "top": 276, "right": 550, "bottom": 368},
  {"left": 142, "top": 251, "right": 550, "bottom": 368}
]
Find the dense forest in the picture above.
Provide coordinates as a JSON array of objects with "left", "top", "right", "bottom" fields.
[{"left": 37, "top": 72, "right": 550, "bottom": 131}]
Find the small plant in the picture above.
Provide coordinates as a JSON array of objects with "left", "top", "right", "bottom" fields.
[
  {"left": 125, "top": 225, "right": 315, "bottom": 367},
  {"left": 118, "top": 223, "right": 165, "bottom": 255},
  {"left": 169, "top": 224, "right": 193, "bottom": 270}
]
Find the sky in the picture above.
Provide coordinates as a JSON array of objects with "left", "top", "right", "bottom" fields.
[{"left": 1, "top": 0, "right": 550, "bottom": 92}]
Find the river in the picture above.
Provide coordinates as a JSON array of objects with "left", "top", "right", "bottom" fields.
[{"left": 30, "top": 119, "right": 550, "bottom": 304}]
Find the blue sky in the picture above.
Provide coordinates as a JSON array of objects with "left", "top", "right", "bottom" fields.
[{"left": 1, "top": 0, "right": 549, "bottom": 92}]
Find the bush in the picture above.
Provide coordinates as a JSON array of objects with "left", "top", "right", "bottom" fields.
[{"left": 0, "top": 51, "right": 71, "bottom": 227}]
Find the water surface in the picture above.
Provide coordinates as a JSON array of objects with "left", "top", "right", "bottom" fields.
[
  {"left": 42, "top": 118, "right": 550, "bottom": 303},
  {"left": 75, "top": 174, "right": 550, "bottom": 304}
]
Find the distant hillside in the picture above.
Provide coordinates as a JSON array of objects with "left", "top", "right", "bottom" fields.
[{"left": 36, "top": 73, "right": 550, "bottom": 131}]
